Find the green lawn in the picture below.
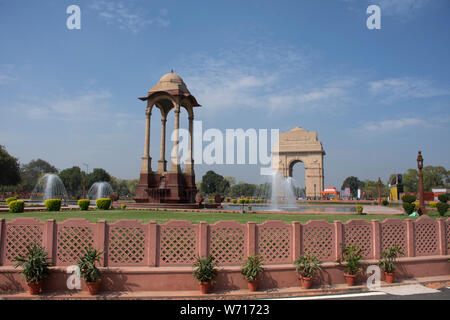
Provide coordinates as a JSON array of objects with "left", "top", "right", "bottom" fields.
[{"left": 0, "top": 209, "right": 447, "bottom": 224}]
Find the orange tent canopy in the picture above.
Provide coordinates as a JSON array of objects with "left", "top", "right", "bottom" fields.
[{"left": 321, "top": 187, "right": 340, "bottom": 200}]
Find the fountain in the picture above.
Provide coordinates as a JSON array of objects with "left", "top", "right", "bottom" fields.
[
  {"left": 88, "top": 182, "right": 113, "bottom": 200},
  {"left": 270, "top": 172, "right": 297, "bottom": 211},
  {"left": 30, "top": 173, "right": 69, "bottom": 203}
]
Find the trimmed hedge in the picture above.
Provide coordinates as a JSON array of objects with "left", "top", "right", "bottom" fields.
[
  {"left": 121, "top": 204, "right": 127, "bottom": 209},
  {"left": 437, "top": 195, "right": 448, "bottom": 216},
  {"left": 436, "top": 203, "right": 449, "bottom": 216},
  {"left": 78, "top": 199, "right": 90, "bottom": 211},
  {"left": 438, "top": 194, "right": 449, "bottom": 203},
  {"left": 429, "top": 201, "right": 437, "bottom": 208},
  {"left": 8, "top": 200, "right": 24, "bottom": 213},
  {"left": 402, "top": 203, "right": 415, "bottom": 215},
  {"left": 356, "top": 205, "right": 363, "bottom": 215},
  {"left": 6, "top": 197, "right": 18, "bottom": 205},
  {"left": 45, "top": 199, "right": 61, "bottom": 211},
  {"left": 401, "top": 195, "right": 416, "bottom": 204},
  {"left": 402, "top": 195, "right": 417, "bottom": 215},
  {"left": 382, "top": 200, "right": 389, "bottom": 206},
  {"left": 96, "top": 198, "right": 111, "bottom": 210}
]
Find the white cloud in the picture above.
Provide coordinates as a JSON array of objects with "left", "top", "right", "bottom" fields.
[
  {"left": 178, "top": 42, "right": 352, "bottom": 116},
  {"left": 342, "top": 0, "right": 430, "bottom": 18},
  {"left": 19, "top": 90, "right": 112, "bottom": 122},
  {"left": 369, "top": 77, "right": 450, "bottom": 103},
  {"left": 373, "top": 0, "right": 430, "bottom": 16},
  {"left": 364, "top": 117, "right": 426, "bottom": 132},
  {"left": 360, "top": 115, "right": 450, "bottom": 133},
  {"left": 0, "top": 64, "right": 16, "bottom": 85},
  {"left": 89, "top": 0, "right": 169, "bottom": 33}
]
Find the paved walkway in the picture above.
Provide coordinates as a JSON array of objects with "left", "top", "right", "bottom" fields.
[
  {"left": 362, "top": 205, "right": 404, "bottom": 215},
  {"left": 1, "top": 275, "right": 448, "bottom": 300}
]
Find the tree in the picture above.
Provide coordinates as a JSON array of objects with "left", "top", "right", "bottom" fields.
[
  {"left": 255, "top": 182, "right": 271, "bottom": 199},
  {"left": 200, "top": 171, "right": 230, "bottom": 195},
  {"left": 125, "top": 179, "right": 139, "bottom": 196},
  {"left": 423, "top": 166, "right": 447, "bottom": 191},
  {"left": 224, "top": 176, "right": 236, "bottom": 187},
  {"left": 59, "top": 166, "right": 82, "bottom": 199},
  {"left": 229, "top": 182, "right": 257, "bottom": 197},
  {"left": 361, "top": 179, "right": 389, "bottom": 199},
  {"left": 86, "top": 168, "right": 112, "bottom": 190},
  {"left": 341, "top": 176, "right": 364, "bottom": 198},
  {"left": 19, "top": 159, "right": 58, "bottom": 192},
  {"left": 402, "top": 169, "right": 418, "bottom": 193},
  {"left": 388, "top": 166, "right": 449, "bottom": 194},
  {"left": 0, "top": 145, "right": 21, "bottom": 186}
]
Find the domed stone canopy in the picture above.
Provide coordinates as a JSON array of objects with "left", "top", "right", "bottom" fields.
[
  {"left": 148, "top": 70, "right": 190, "bottom": 95},
  {"left": 135, "top": 71, "right": 200, "bottom": 205}
]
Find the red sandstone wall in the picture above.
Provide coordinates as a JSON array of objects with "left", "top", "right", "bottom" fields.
[{"left": 0, "top": 217, "right": 449, "bottom": 292}]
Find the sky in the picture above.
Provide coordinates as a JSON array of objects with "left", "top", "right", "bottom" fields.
[{"left": 0, "top": 0, "right": 449, "bottom": 190}]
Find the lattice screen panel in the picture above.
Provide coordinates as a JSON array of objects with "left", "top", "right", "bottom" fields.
[
  {"left": 381, "top": 221, "right": 407, "bottom": 254},
  {"left": 301, "top": 225, "right": 334, "bottom": 261},
  {"left": 446, "top": 220, "right": 450, "bottom": 254},
  {"left": 5, "top": 224, "right": 43, "bottom": 264},
  {"left": 108, "top": 227, "right": 146, "bottom": 265},
  {"left": 209, "top": 227, "right": 245, "bottom": 265},
  {"left": 344, "top": 222, "right": 373, "bottom": 259},
  {"left": 257, "top": 226, "right": 291, "bottom": 264},
  {"left": 57, "top": 226, "right": 94, "bottom": 264},
  {"left": 414, "top": 219, "right": 439, "bottom": 256},
  {"left": 159, "top": 227, "right": 197, "bottom": 265}
]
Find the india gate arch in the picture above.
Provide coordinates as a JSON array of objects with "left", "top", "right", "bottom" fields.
[
  {"left": 134, "top": 71, "right": 199, "bottom": 204},
  {"left": 272, "top": 127, "right": 325, "bottom": 200}
]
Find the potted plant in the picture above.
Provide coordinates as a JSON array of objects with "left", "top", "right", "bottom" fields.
[
  {"left": 378, "top": 245, "right": 404, "bottom": 283},
  {"left": 13, "top": 243, "right": 51, "bottom": 295},
  {"left": 338, "top": 244, "right": 363, "bottom": 286},
  {"left": 77, "top": 247, "right": 103, "bottom": 295},
  {"left": 192, "top": 255, "right": 218, "bottom": 294},
  {"left": 241, "top": 255, "right": 263, "bottom": 291},
  {"left": 294, "top": 253, "right": 323, "bottom": 289}
]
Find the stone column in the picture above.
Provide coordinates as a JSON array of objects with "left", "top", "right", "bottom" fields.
[
  {"left": 171, "top": 104, "right": 181, "bottom": 173},
  {"left": 185, "top": 115, "right": 194, "bottom": 174},
  {"left": 417, "top": 151, "right": 427, "bottom": 215},
  {"left": 158, "top": 115, "right": 167, "bottom": 172},
  {"left": 141, "top": 107, "right": 152, "bottom": 173}
]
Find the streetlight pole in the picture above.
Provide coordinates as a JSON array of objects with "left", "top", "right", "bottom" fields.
[{"left": 417, "top": 151, "right": 427, "bottom": 215}]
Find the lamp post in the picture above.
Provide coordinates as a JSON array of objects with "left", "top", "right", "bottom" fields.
[
  {"left": 314, "top": 184, "right": 317, "bottom": 201},
  {"left": 417, "top": 151, "right": 427, "bottom": 215}
]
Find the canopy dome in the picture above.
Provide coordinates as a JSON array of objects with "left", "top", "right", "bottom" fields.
[{"left": 148, "top": 70, "right": 190, "bottom": 95}]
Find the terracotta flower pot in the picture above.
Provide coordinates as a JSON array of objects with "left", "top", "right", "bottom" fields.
[
  {"left": 247, "top": 280, "right": 258, "bottom": 292},
  {"left": 26, "top": 281, "right": 42, "bottom": 295},
  {"left": 301, "top": 276, "right": 313, "bottom": 289},
  {"left": 199, "top": 282, "right": 212, "bottom": 294},
  {"left": 344, "top": 274, "right": 357, "bottom": 286},
  {"left": 385, "top": 272, "right": 395, "bottom": 284},
  {"left": 86, "top": 279, "right": 102, "bottom": 295}
]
